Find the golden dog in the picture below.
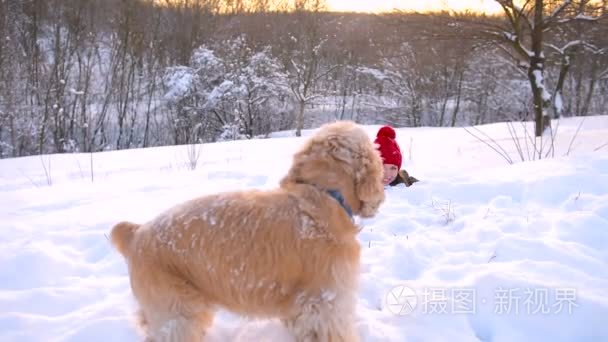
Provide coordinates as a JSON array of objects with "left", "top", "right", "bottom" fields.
[{"left": 110, "top": 121, "right": 385, "bottom": 341}]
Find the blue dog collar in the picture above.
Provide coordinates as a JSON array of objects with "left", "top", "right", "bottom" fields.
[{"left": 326, "top": 189, "right": 353, "bottom": 218}]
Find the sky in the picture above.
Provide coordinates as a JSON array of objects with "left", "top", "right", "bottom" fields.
[
  {"left": 152, "top": 0, "right": 505, "bottom": 14},
  {"left": 326, "top": 0, "right": 504, "bottom": 13}
]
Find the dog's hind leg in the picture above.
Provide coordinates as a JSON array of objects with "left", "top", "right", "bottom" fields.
[
  {"left": 132, "top": 273, "right": 216, "bottom": 342},
  {"left": 143, "top": 309, "right": 214, "bottom": 342},
  {"left": 283, "top": 291, "right": 359, "bottom": 342},
  {"left": 134, "top": 308, "right": 150, "bottom": 340}
]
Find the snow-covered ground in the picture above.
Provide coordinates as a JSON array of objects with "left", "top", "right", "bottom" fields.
[{"left": 1, "top": 116, "right": 607, "bottom": 341}]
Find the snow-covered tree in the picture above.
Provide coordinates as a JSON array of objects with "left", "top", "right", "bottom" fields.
[
  {"left": 0, "top": 0, "right": 26, "bottom": 157},
  {"left": 356, "top": 43, "right": 424, "bottom": 127},
  {"left": 284, "top": 1, "right": 340, "bottom": 136},
  {"left": 232, "top": 46, "right": 292, "bottom": 138},
  {"left": 356, "top": 40, "right": 473, "bottom": 128},
  {"left": 163, "top": 37, "right": 291, "bottom": 143},
  {"left": 483, "top": 0, "right": 606, "bottom": 136},
  {"left": 162, "top": 46, "right": 226, "bottom": 144}
]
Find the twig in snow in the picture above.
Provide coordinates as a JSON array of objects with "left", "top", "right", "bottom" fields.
[
  {"left": 76, "top": 159, "right": 85, "bottom": 179},
  {"left": 473, "top": 126, "right": 513, "bottom": 164},
  {"left": 40, "top": 155, "right": 52, "bottom": 186},
  {"left": 519, "top": 119, "right": 540, "bottom": 160},
  {"left": 566, "top": 117, "right": 586, "bottom": 156},
  {"left": 506, "top": 121, "right": 525, "bottom": 162},
  {"left": 545, "top": 117, "right": 561, "bottom": 159},
  {"left": 185, "top": 143, "right": 203, "bottom": 170},
  {"left": 21, "top": 169, "right": 41, "bottom": 188},
  {"left": 505, "top": 113, "right": 536, "bottom": 161},
  {"left": 90, "top": 152, "right": 94, "bottom": 182},
  {"left": 594, "top": 141, "right": 608, "bottom": 152},
  {"left": 462, "top": 126, "right": 513, "bottom": 164},
  {"left": 471, "top": 126, "right": 513, "bottom": 162},
  {"left": 427, "top": 198, "right": 456, "bottom": 225}
]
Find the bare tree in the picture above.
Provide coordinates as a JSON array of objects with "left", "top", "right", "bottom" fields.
[
  {"left": 284, "top": 0, "right": 341, "bottom": 136},
  {"left": 482, "top": 0, "right": 606, "bottom": 136},
  {"left": 1, "top": 1, "right": 606, "bottom": 159},
  {"left": 0, "top": 0, "right": 24, "bottom": 157}
]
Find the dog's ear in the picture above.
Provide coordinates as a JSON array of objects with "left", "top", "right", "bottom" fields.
[
  {"left": 325, "top": 136, "right": 355, "bottom": 164},
  {"left": 354, "top": 143, "right": 385, "bottom": 218}
]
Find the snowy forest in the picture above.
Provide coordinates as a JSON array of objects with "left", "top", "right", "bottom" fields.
[{"left": 0, "top": 0, "right": 606, "bottom": 158}]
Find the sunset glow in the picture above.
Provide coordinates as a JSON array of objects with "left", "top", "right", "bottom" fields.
[
  {"left": 151, "top": 0, "right": 505, "bottom": 14},
  {"left": 326, "top": 0, "right": 503, "bottom": 14}
]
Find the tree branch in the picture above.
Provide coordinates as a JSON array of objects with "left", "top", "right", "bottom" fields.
[
  {"left": 542, "top": 0, "right": 573, "bottom": 29},
  {"left": 312, "top": 64, "right": 341, "bottom": 83}
]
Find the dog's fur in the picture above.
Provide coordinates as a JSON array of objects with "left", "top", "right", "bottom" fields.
[{"left": 110, "top": 121, "right": 385, "bottom": 342}]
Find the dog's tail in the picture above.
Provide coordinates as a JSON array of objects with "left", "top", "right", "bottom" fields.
[{"left": 110, "top": 221, "right": 140, "bottom": 257}]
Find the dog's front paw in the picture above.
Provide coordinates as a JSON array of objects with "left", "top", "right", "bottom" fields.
[{"left": 359, "top": 199, "right": 383, "bottom": 218}]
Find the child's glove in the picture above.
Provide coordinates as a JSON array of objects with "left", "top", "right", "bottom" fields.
[{"left": 399, "top": 170, "right": 419, "bottom": 187}]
